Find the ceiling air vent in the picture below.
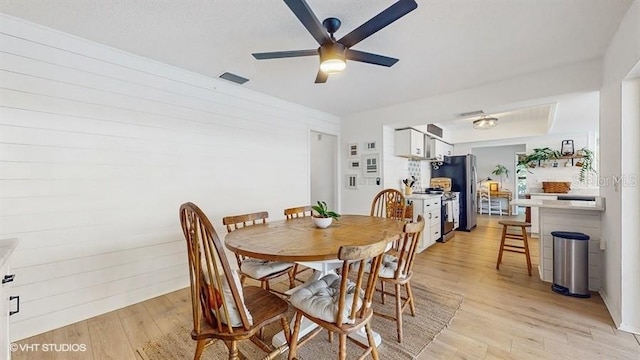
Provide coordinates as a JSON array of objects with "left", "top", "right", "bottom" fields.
[
  {"left": 219, "top": 72, "right": 249, "bottom": 84},
  {"left": 455, "top": 110, "right": 485, "bottom": 118},
  {"left": 426, "top": 124, "right": 443, "bottom": 138}
]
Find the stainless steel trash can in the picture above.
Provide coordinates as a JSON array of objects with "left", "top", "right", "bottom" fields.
[{"left": 551, "top": 231, "right": 590, "bottom": 298}]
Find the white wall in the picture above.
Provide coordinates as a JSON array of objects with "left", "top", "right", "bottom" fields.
[
  {"left": 599, "top": 0, "right": 640, "bottom": 334},
  {"left": 0, "top": 15, "right": 340, "bottom": 340},
  {"left": 472, "top": 144, "right": 526, "bottom": 192}
]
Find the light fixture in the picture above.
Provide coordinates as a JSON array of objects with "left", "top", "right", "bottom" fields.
[
  {"left": 473, "top": 115, "right": 498, "bottom": 130},
  {"left": 319, "top": 43, "right": 346, "bottom": 74}
]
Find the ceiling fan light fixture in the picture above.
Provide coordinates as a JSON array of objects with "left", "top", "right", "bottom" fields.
[
  {"left": 473, "top": 116, "right": 498, "bottom": 130},
  {"left": 319, "top": 43, "right": 346, "bottom": 74}
]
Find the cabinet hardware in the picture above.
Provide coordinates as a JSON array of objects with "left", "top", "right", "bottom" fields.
[
  {"left": 2, "top": 274, "right": 15, "bottom": 284},
  {"left": 9, "top": 295, "right": 19, "bottom": 316}
]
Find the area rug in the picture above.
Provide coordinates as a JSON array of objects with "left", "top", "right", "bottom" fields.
[{"left": 137, "top": 285, "right": 463, "bottom": 359}]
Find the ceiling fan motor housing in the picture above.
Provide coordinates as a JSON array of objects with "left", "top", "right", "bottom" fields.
[
  {"left": 322, "top": 17, "right": 341, "bottom": 36},
  {"left": 319, "top": 42, "right": 346, "bottom": 60}
]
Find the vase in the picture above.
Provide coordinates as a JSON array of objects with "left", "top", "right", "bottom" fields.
[{"left": 313, "top": 217, "right": 333, "bottom": 229}]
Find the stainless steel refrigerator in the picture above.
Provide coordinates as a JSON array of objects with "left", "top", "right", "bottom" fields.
[{"left": 431, "top": 154, "right": 477, "bottom": 231}]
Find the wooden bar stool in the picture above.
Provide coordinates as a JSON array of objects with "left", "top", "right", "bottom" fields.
[{"left": 496, "top": 220, "right": 532, "bottom": 276}]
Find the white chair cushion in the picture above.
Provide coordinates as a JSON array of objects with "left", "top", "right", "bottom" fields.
[
  {"left": 240, "top": 258, "right": 293, "bottom": 279},
  {"left": 289, "top": 273, "right": 361, "bottom": 324},
  {"left": 354, "top": 254, "right": 406, "bottom": 279},
  {"left": 204, "top": 269, "right": 253, "bottom": 327}
]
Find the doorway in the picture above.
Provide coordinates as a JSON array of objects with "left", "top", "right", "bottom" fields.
[{"left": 310, "top": 131, "right": 337, "bottom": 211}]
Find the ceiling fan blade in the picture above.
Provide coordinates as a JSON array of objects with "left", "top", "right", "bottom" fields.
[
  {"left": 315, "top": 70, "right": 328, "bottom": 83},
  {"left": 252, "top": 49, "right": 318, "bottom": 60},
  {"left": 338, "top": 0, "right": 417, "bottom": 48},
  {"left": 284, "top": 0, "right": 332, "bottom": 45},
  {"left": 346, "top": 49, "right": 398, "bottom": 67}
]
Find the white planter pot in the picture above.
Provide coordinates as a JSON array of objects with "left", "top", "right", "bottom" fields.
[{"left": 313, "top": 217, "right": 333, "bottom": 229}]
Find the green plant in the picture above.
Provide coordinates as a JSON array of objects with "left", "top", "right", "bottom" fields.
[
  {"left": 577, "top": 147, "right": 595, "bottom": 183},
  {"left": 491, "top": 164, "right": 510, "bottom": 178},
  {"left": 491, "top": 164, "right": 510, "bottom": 189},
  {"left": 311, "top": 201, "right": 341, "bottom": 221},
  {"left": 517, "top": 147, "right": 562, "bottom": 169}
]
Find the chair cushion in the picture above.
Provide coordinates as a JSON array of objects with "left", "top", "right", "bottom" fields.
[
  {"left": 354, "top": 254, "right": 406, "bottom": 279},
  {"left": 240, "top": 258, "right": 293, "bottom": 279},
  {"left": 204, "top": 269, "right": 253, "bottom": 327},
  {"left": 289, "top": 273, "right": 361, "bottom": 324}
]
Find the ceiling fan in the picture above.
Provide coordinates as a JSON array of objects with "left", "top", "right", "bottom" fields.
[{"left": 252, "top": 0, "right": 418, "bottom": 83}]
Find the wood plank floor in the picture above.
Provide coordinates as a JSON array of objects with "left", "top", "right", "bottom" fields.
[{"left": 12, "top": 215, "right": 640, "bottom": 359}]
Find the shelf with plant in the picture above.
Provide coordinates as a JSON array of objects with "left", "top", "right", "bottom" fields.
[
  {"left": 517, "top": 147, "right": 562, "bottom": 169},
  {"left": 516, "top": 146, "right": 596, "bottom": 183}
]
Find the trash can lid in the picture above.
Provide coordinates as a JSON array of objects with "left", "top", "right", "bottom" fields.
[{"left": 551, "top": 231, "right": 590, "bottom": 240}]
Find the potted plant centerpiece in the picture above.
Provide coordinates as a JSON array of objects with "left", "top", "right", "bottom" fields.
[{"left": 311, "top": 201, "right": 341, "bottom": 228}]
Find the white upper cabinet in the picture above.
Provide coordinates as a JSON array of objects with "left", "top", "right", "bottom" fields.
[
  {"left": 426, "top": 137, "right": 453, "bottom": 161},
  {"left": 431, "top": 138, "right": 453, "bottom": 161},
  {"left": 394, "top": 129, "right": 425, "bottom": 159}
]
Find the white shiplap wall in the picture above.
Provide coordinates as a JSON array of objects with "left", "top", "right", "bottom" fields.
[{"left": 0, "top": 14, "right": 340, "bottom": 341}]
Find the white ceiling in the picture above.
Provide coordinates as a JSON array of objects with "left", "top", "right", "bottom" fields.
[{"left": 0, "top": 0, "right": 633, "bottom": 117}]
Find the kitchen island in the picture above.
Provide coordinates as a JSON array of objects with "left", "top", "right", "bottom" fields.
[{"left": 511, "top": 197, "right": 605, "bottom": 291}]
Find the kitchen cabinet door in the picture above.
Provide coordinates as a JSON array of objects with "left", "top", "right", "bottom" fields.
[
  {"left": 427, "top": 208, "right": 442, "bottom": 245},
  {"left": 432, "top": 139, "right": 453, "bottom": 161},
  {"left": 394, "top": 129, "right": 425, "bottom": 159}
]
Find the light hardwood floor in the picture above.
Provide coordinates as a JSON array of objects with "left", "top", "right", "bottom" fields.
[{"left": 12, "top": 215, "right": 640, "bottom": 359}]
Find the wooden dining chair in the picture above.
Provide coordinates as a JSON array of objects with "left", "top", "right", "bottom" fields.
[
  {"left": 370, "top": 188, "right": 407, "bottom": 220},
  {"left": 372, "top": 215, "right": 425, "bottom": 343},
  {"left": 371, "top": 188, "right": 407, "bottom": 252},
  {"left": 284, "top": 206, "right": 314, "bottom": 283},
  {"left": 223, "top": 211, "right": 296, "bottom": 295},
  {"left": 287, "top": 239, "right": 390, "bottom": 360},
  {"left": 179, "top": 202, "right": 291, "bottom": 360}
]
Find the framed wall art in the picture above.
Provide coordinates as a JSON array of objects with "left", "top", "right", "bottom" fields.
[
  {"left": 348, "top": 143, "right": 359, "bottom": 157},
  {"left": 362, "top": 153, "right": 379, "bottom": 176}
]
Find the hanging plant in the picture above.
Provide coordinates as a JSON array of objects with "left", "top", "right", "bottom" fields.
[{"left": 576, "top": 147, "right": 595, "bottom": 183}]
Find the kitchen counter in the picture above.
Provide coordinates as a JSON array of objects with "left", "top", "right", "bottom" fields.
[
  {"left": 526, "top": 188, "right": 599, "bottom": 196},
  {"left": 405, "top": 193, "right": 442, "bottom": 200},
  {"left": 512, "top": 198, "right": 604, "bottom": 291},
  {"left": 511, "top": 197, "right": 605, "bottom": 211}
]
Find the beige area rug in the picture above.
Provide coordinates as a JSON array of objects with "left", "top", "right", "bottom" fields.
[{"left": 137, "top": 285, "right": 462, "bottom": 360}]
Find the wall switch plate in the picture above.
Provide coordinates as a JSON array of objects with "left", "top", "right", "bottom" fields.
[{"left": 376, "top": 177, "right": 381, "bottom": 185}]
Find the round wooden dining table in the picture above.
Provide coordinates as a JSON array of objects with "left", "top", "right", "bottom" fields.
[
  {"left": 224, "top": 214, "right": 405, "bottom": 349},
  {"left": 225, "top": 214, "right": 404, "bottom": 263}
]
